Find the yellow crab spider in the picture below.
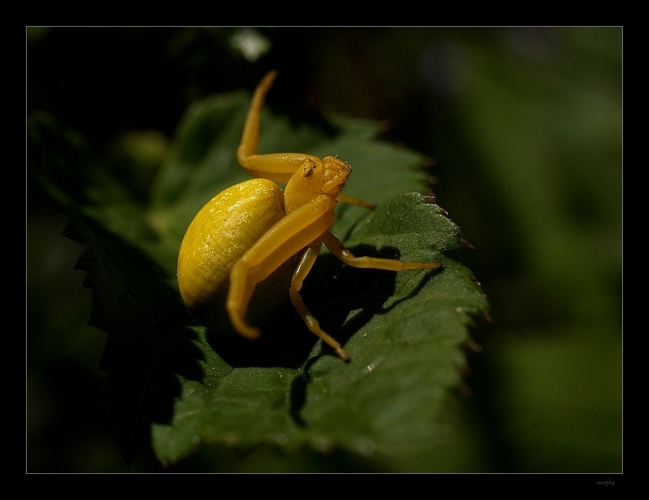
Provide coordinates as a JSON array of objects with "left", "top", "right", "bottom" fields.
[{"left": 177, "top": 70, "right": 441, "bottom": 361}]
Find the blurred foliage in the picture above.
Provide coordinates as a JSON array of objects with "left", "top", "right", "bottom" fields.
[{"left": 27, "top": 27, "right": 621, "bottom": 474}]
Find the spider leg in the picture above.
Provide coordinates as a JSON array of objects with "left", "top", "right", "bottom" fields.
[
  {"left": 226, "top": 196, "right": 335, "bottom": 339},
  {"left": 237, "top": 70, "right": 323, "bottom": 183},
  {"left": 289, "top": 240, "right": 350, "bottom": 361},
  {"left": 323, "top": 231, "right": 441, "bottom": 272}
]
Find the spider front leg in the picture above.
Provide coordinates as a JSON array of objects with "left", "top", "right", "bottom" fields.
[
  {"left": 237, "top": 70, "right": 322, "bottom": 183},
  {"left": 237, "top": 70, "right": 374, "bottom": 211},
  {"left": 226, "top": 196, "right": 336, "bottom": 338}
]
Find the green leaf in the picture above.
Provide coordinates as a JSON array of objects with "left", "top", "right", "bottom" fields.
[{"left": 30, "top": 85, "right": 488, "bottom": 470}]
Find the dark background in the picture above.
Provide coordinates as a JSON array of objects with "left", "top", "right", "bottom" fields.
[{"left": 27, "top": 27, "right": 622, "bottom": 473}]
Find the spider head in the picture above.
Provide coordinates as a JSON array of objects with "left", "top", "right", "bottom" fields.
[
  {"left": 321, "top": 156, "right": 352, "bottom": 196},
  {"left": 284, "top": 155, "right": 351, "bottom": 211}
]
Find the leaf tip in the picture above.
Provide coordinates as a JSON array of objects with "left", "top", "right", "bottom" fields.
[{"left": 423, "top": 193, "right": 437, "bottom": 205}]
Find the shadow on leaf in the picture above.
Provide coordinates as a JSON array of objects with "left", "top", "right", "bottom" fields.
[{"left": 62, "top": 210, "right": 205, "bottom": 465}]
